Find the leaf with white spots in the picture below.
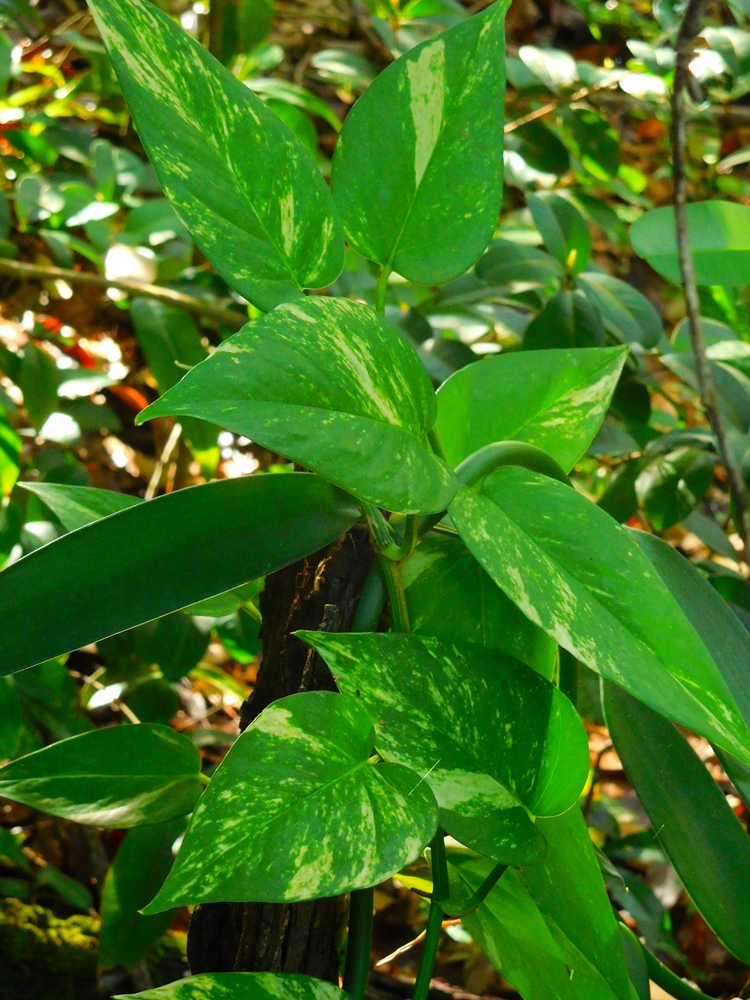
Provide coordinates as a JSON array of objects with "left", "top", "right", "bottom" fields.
[
  {"left": 144, "top": 692, "right": 437, "bottom": 911},
  {"left": 115, "top": 972, "right": 350, "bottom": 1000},
  {"left": 331, "top": 1, "right": 510, "bottom": 285},
  {"left": 298, "top": 632, "right": 589, "bottom": 855},
  {"left": 87, "top": 0, "right": 343, "bottom": 311},
  {"left": 449, "top": 468, "right": 750, "bottom": 766},
  {"left": 436, "top": 346, "right": 628, "bottom": 473},
  {"left": 139, "top": 297, "right": 456, "bottom": 514},
  {"left": 0, "top": 725, "right": 202, "bottom": 828}
]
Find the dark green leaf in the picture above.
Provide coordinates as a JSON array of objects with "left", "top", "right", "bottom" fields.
[
  {"left": 114, "top": 973, "right": 351, "bottom": 1000},
  {"left": 35, "top": 866, "right": 93, "bottom": 911},
  {"left": 0, "top": 473, "right": 359, "bottom": 674},
  {"left": 436, "top": 346, "right": 627, "bottom": 472},
  {"left": 522, "top": 289, "right": 604, "bottom": 350},
  {"left": 88, "top": 0, "right": 343, "bottom": 311},
  {"left": 18, "top": 342, "right": 59, "bottom": 432},
  {"left": 145, "top": 692, "right": 437, "bottom": 910},
  {"left": 17, "top": 482, "right": 141, "bottom": 531},
  {"left": 140, "top": 297, "right": 455, "bottom": 514},
  {"left": 508, "top": 120, "right": 570, "bottom": 176},
  {"left": 557, "top": 106, "right": 620, "bottom": 181},
  {"left": 475, "top": 238, "right": 564, "bottom": 288},
  {"left": 449, "top": 468, "right": 750, "bottom": 765},
  {"left": 636, "top": 448, "right": 715, "bottom": 531},
  {"left": 575, "top": 272, "right": 662, "bottom": 349},
  {"left": 528, "top": 192, "right": 591, "bottom": 274},
  {"left": 331, "top": 3, "right": 509, "bottom": 284},
  {"left": 0, "top": 724, "right": 201, "bottom": 827}
]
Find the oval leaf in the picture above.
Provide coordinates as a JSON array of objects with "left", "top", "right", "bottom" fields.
[
  {"left": 0, "top": 725, "right": 201, "bottom": 827},
  {"left": 88, "top": 0, "right": 343, "bottom": 310},
  {"left": 449, "top": 468, "right": 750, "bottom": 765},
  {"left": 331, "top": 2, "right": 510, "bottom": 284},
  {"left": 436, "top": 346, "right": 627, "bottom": 471},
  {"left": 630, "top": 201, "right": 750, "bottom": 287},
  {"left": 298, "top": 631, "right": 589, "bottom": 823},
  {"left": 0, "top": 473, "right": 359, "bottom": 674},
  {"left": 17, "top": 481, "right": 142, "bottom": 531},
  {"left": 139, "top": 297, "right": 456, "bottom": 514},
  {"left": 145, "top": 692, "right": 437, "bottom": 911},
  {"left": 114, "top": 973, "right": 350, "bottom": 1000}
]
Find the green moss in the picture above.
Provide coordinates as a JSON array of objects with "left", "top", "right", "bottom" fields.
[{"left": 0, "top": 897, "right": 101, "bottom": 1000}]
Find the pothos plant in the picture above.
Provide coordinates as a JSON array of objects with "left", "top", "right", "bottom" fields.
[{"left": 2, "top": 1, "right": 750, "bottom": 999}]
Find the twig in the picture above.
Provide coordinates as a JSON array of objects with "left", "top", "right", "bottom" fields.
[
  {"left": 0, "top": 258, "right": 246, "bottom": 329},
  {"left": 504, "top": 78, "right": 620, "bottom": 134},
  {"left": 375, "top": 920, "right": 461, "bottom": 968},
  {"left": 670, "top": 0, "right": 750, "bottom": 561},
  {"left": 145, "top": 422, "right": 183, "bottom": 501}
]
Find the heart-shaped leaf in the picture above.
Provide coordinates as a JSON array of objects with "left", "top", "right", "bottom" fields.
[
  {"left": 449, "top": 468, "right": 750, "bottom": 765},
  {"left": 436, "top": 346, "right": 627, "bottom": 471},
  {"left": 145, "top": 692, "right": 437, "bottom": 911},
  {"left": 299, "top": 632, "right": 589, "bottom": 827},
  {"left": 331, "top": 2, "right": 510, "bottom": 285},
  {"left": 140, "top": 297, "right": 455, "bottom": 514},
  {"left": 0, "top": 473, "right": 359, "bottom": 674},
  {"left": 0, "top": 725, "right": 201, "bottom": 827},
  {"left": 88, "top": 0, "right": 343, "bottom": 310}
]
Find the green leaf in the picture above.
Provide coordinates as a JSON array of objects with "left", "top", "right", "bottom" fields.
[
  {"left": 635, "top": 448, "right": 715, "bottom": 531},
  {"left": 507, "top": 120, "right": 570, "bottom": 176},
  {"left": 475, "top": 238, "right": 564, "bottom": 288},
  {"left": 17, "top": 482, "right": 142, "bottom": 531},
  {"left": 100, "top": 818, "right": 185, "bottom": 970},
  {"left": 144, "top": 692, "right": 437, "bottom": 911},
  {"left": 87, "top": 0, "right": 343, "bottom": 311},
  {"left": 0, "top": 724, "right": 202, "bottom": 827},
  {"left": 436, "top": 346, "right": 627, "bottom": 472},
  {"left": 518, "top": 45, "right": 577, "bottom": 90},
  {"left": 238, "top": 0, "right": 274, "bottom": 52},
  {"left": 522, "top": 289, "right": 604, "bottom": 351},
  {"left": 604, "top": 682, "right": 750, "bottom": 963},
  {"left": 401, "top": 532, "right": 557, "bottom": 678},
  {"left": 0, "top": 473, "right": 359, "bottom": 674},
  {"left": 35, "top": 865, "right": 93, "bottom": 912},
  {"left": 298, "top": 632, "right": 589, "bottom": 827},
  {"left": 557, "top": 106, "right": 619, "bottom": 181},
  {"left": 19, "top": 342, "right": 59, "bottom": 432},
  {"left": 449, "top": 468, "right": 750, "bottom": 765},
  {"left": 114, "top": 973, "right": 350, "bottom": 1000},
  {"left": 575, "top": 272, "right": 662, "bottom": 349},
  {"left": 331, "top": 2, "right": 510, "bottom": 284},
  {"left": 0, "top": 413, "right": 20, "bottom": 496},
  {"left": 451, "top": 857, "right": 622, "bottom": 1000},
  {"left": 246, "top": 78, "right": 342, "bottom": 133},
  {"left": 517, "top": 808, "right": 637, "bottom": 1000},
  {"left": 139, "top": 297, "right": 455, "bottom": 514},
  {"left": 630, "top": 201, "right": 750, "bottom": 287},
  {"left": 528, "top": 192, "right": 591, "bottom": 275}
]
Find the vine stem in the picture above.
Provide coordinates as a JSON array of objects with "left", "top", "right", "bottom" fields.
[
  {"left": 343, "top": 886, "right": 375, "bottom": 1000},
  {"left": 671, "top": 0, "right": 750, "bottom": 561},
  {"left": 412, "top": 831, "right": 449, "bottom": 1000},
  {"left": 375, "top": 266, "right": 391, "bottom": 315}
]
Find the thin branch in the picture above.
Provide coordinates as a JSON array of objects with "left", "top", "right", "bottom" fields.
[
  {"left": 0, "top": 258, "right": 246, "bottom": 330},
  {"left": 374, "top": 920, "right": 461, "bottom": 968},
  {"left": 504, "top": 79, "right": 620, "bottom": 134},
  {"left": 145, "top": 421, "right": 182, "bottom": 501},
  {"left": 670, "top": 0, "right": 750, "bottom": 561}
]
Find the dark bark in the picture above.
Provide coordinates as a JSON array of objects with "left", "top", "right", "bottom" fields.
[{"left": 187, "top": 529, "right": 374, "bottom": 980}]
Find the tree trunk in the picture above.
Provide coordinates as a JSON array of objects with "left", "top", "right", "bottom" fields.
[{"left": 187, "top": 528, "right": 374, "bottom": 980}]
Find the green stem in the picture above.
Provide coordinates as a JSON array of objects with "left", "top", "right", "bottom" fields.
[
  {"left": 455, "top": 441, "right": 571, "bottom": 490},
  {"left": 375, "top": 266, "right": 391, "bottom": 315},
  {"left": 643, "top": 946, "right": 711, "bottom": 1000},
  {"left": 412, "top": 831, "right": 449, "bottom": 1000},
  {"left": 442, "top": 863, "right": 506, "bottom": 918},
  {"left": 343, "top": 886, "right": 375, "bottom": 1000},
  {"left": 378, "top": 555, "right": 410, "bottom": 633}
]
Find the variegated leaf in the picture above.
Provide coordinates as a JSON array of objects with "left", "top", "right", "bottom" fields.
[
  {"left": 298, "top": 632, "right": 589, "bottom": 830},
  {"left": 144, "top": 692, "right": 437, "bottom": 911},
  {"left": 436, "top": 346, "right": 628, "bottom": 473},
  {"left": 87, "top": 0, "right": 344, "bottom": 311},
  {"left": 331, "top": 1, "right": 510, "bottom": 285},
  {"left": 139, "top": 297, "right": 456, "bottom": 514},
  {"left": 114, "top": 972, "right": 350, "bottom": 1000},
  {"left": 449, "top": 468, "right": 750, "bottom": 766}
]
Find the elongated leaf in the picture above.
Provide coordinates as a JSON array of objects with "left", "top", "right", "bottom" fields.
[
  {"left": 0, "top": 473, "right": 358, "bottom": 674},
  {"left": 140, "top": 297, "right": 455, "bottom": 514},
  {"left": 18, "top": 481, "right": 141, "bottom": 531},
  {"left": 630, "top": 201, "right": 750, "bottom": 287},
  {"left": 0, "top": 725, "right": 201, "bottom": 827},
  {"left": 100, "top": 819, "right": 185, "bottom": 970},
  {"left": 401, "top": 533, "right": 557, "bottom": 678},
  {"left": 604, "top": 682, "right": 750, "bottom": 962},
  {"left": 449, "top": 468, "right": 750, "bottom": 765},
  {"left": 145, "top": 692, "right": 437, "bottom": 910},
  {"left": 575, "top": 272, "right": 662, "bottom": 349},
  {"left": 518, "top": 808, "right": 637, "bottom": 1000},
  {"left": 475, "top": 238, "right": 564, "bottom": 288},
  {"left": 299, "top": 632, "right": 588, "bottom": 825},
  {"left": 522, "top": 289, "right": 604, "bottom": 351},
  {"left": 557, "top": 106, "right": 619, "bottom": 181},
  {"left": 88, "top": 0, "right": 343, "bottom": 311},
  {"left": 451, "top": 857, "right": 623, "bottom": 1000},
  {"left": 436, "top": 346, "right": 627, "bottom": 471},
  {"left": 635, "top": 448, "right": 715, "bottom": 531},
  {"left": 115, "top": 973, "right": 350, "bottom": 1000},
  {"left": 331, "top": 2, "right": 509, "bottom": 284},
  {"left": 529, "top": 192, "right": 591, "bottom": 274}
]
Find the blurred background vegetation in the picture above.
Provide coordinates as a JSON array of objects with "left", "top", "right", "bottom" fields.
[{"left": 2, "top": 0, "right": 750, "bottom": 996}]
